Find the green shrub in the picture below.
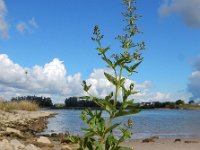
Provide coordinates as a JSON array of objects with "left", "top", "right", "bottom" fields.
[{"left": 70, "top": 0, "right": 145, "bottom": 149}]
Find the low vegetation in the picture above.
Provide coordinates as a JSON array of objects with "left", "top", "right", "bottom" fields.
[
  {"left": 11, "top": 95, "right": 53, "bottom": 107},
  {"left": 0, "top": 100, "right": 39, "bottom": 111}
]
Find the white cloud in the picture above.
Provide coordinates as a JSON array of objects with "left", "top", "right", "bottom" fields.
[
  {"left": 16, "top": 17, "right": 38, "bottom": 33},
  {"left": 0, "top": 0, "right": 9, "bottom": 39},
  {"left": 86, "top": 68, "right": 115, "bottom": 98},
  {"left": 0, "top": 53, "right": 187, "bottom": 103},
  {"left": 0, "top": 54, "right": 82, "bottom": 102},
  {"left": 159, "top": 0, "right": 200, "bottom": 28},
  {"left": 86, "top": 68, "right": 175, "bottom": 102}
]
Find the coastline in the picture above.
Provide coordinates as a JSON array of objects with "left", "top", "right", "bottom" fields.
[{"left": 1, "top": 110, "right": 200, "bottom": 150}]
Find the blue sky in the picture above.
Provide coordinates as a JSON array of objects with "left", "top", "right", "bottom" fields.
[{"left": 0, "top": 0, "right": 200, "bottom": 103}]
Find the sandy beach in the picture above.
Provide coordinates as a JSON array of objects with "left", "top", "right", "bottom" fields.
[{"left": 121, "top": 138, "right": 200, "bottom": 150}]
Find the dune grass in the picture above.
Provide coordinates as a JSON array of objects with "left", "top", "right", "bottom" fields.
[{"left": 0, "top": 100, "right": 39, "bottom": 111}]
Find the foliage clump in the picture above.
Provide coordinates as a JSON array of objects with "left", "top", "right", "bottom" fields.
[{"left": 71, "top": 0, "right": 145, "bottom": 149}]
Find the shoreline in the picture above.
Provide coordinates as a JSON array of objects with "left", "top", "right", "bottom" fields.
[{"left": 1, "top": 110, "right": 200, "bottom": 150}]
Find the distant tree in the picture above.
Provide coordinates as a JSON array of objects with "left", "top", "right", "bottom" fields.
[
  {"left": 175, "top": 99, "right": 185, "bottom": 105},
  {"left": 188, "top": 100, "right": 195, "bottom": 104},
  {"left": 163, "top": 101, "right": 176, "bottom": 109},
  {"left": 154, "top": 102, "right": 165, "bottom": 108}
]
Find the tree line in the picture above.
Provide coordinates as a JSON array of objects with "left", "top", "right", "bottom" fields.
[
  {"left": 64, "top": 97, "right": 122, "bottom": 108},
  {"left": 11, "top": 95, "right": 53, "bottom": 107},
  {"left": 10, "top": 96, "right": 192, "bottom": 109},
  {"left": 63, "top": 97, "right": 188, "bottom": 109}
]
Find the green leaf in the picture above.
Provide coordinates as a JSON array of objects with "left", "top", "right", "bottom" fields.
[
  {"left": 94, "top": 141, "right": 103, "bottom": 150},
  {"left": 115, "top": 109, "right": 140, "bottom": 117},
  {"left": 97, "top": 118, "right": 105, "bottom": 133},
  {"left": 83, "top": 131, "right": 96, "bottom": 138},
  {"left": 106, "top": 133, "right": 118, "bottom": 150},
  {"left": 95, "top": 98, "right": 105, "bottom": 108},
  {"left": 68, "top": 135, "right": 79, "bottom": 143},
  {"left": 97, "top": 46, "right": 110, "bottom": 55},
  {"left": 81, "top": 128, "right": 93, "bottom": 132},
  {"left": 102, "top": 56, "right": 113, "bottom": 67},
  {"left": 121, "top": 100, "right": 134, "bottom": 109},
  {"left": 105, "top": 92, "right": 113, "bottom": 101},
  {"left": 105, "top": 123, "right": 121, "bottom": 134},
  {"left": 130, "top": 61, "right": 142, "bottom": 72},
  {"left": 86, "top": 140, "right": 94, "bottom": 150},
  {"left": 104, "top": 92, "right": 115, "bottom": 112},
  {"left": 117, "top": 128, "right": 131, "bottom": 143},
  {"left": 122, "top": 86, "right": 130, "bottom": 102},
  {"left": 105, "top": 101, "right": 116, "bottom": 112},
  {"left": 123, "top": 65, "right": 131, "bottom": 72},
  {"left": 120, "top": 78, "right": 126, "bottom": 87},
  {"left": 104, "top": 72, "right": 117, "bottom": 86},
  {"left": 114, "top": 58, "right": 123, "bottom": 67},
  {"left": 82, "top": 80, "right": 91, "bottom": 92}
]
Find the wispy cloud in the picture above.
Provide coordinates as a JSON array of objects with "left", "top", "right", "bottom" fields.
[
  {"left": 159, "top": 0, "right": 200, "bottom": 28},
  {"left": 0, "top": 0, "right": 9, "bottom": 39},
  {"left": 16, "top": 17, "right": 38, "bottom": 34}
]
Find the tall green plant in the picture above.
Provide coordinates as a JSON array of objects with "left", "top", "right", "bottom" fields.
[{"left": 72, "top": 0, "right": 145, "bottom": 149}]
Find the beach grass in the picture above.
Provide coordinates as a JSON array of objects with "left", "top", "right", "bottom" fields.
[{"left": 0, "top": 100, "right": 39, "bottom": 111}]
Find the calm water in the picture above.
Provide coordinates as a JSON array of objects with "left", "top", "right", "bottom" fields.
[{"left": 42, "top": 109, "right": 200, "bottom": 139}]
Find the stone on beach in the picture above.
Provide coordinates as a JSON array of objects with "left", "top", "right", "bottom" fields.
[
  {"left": 0, "top": 139, "right": 42, "bottom": 150},
  {"left": 36, "top": 136, "right": 51, "bottom": 144},
  {"left": 61, "top": 144, "right": 72, "bottom": 150},
  {"left": 10, "top": 139, "right": 25, "bottom": 149},
  {"left": 24, "top": 144, "right": 41, "bottom": 150}
]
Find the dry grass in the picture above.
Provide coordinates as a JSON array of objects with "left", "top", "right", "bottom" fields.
[{"left": 0, "top": 100, "right": 39, "bottom": 111}]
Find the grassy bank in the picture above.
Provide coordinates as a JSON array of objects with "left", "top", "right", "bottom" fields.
[
  {"left": 0, "top": 100, "right": 39, "bottom": 111},
  {"left": 178, "top": 104, "right": 200, "bottom": 110}
]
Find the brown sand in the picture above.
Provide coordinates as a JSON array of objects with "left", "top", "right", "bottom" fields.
[{"left": 121, "top": 138, "right": 200, "bottom": 150}]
